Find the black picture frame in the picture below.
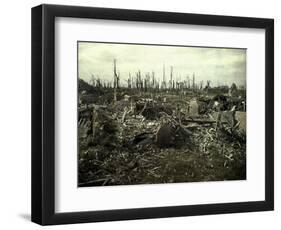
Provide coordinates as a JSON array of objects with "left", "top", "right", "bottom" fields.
[{"left": 31, "top": 4, "right": 274, "bottom": 225}]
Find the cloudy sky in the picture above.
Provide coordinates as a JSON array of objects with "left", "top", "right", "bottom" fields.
[{"left": 78, "top": 42, "right": 246, "bottom": 87}]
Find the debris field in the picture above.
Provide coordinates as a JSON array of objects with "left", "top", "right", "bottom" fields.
[{"left": 78, "top": 79, "right": 246, "bottom": 187}]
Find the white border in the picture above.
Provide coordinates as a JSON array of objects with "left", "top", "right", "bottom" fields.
[{"left": 55, "top": 17, "right": 265, "bottom": 213}]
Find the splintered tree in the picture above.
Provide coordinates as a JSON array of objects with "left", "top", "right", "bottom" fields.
[
  {"left": 144, "top": 73, "right": 151, "bottom": 92},
  {"left": 162, "top": 63, "right": 166, "bottom": 89},
  {"left": 192, "top": 73, "right": 195, "bottom": 91},
  {"left": 139, "top": 71, "right": 143, "bottom": 90},
  {"left": 229, "top": 82, "right": 238, "bottom": 97},
  {"left": 117, "top": 71, "right": 120, "bottom": 88},
  {"left": 96, "top": 77, "right": 102, "bottom": 88},
  {"left": 113, "top": 59, "right": 120, "bottom": 89},
  {"left": 144, "top": 77, "right": 147, "bottom": 92},
  {"left": 136, "top": 70, "right": 142, "bottom": 90},
  {"left": 113, "top": 59, "right": 119, "bottom": 103},
  {"left": 135, "top": 72, "right": 139, "bottom": 89},
  {"left": 170, "top": 66, "right": 173, "bottom": 90},
  {"left": 187, "top": 75, "right": 190, "bottom": 89},
  {"left": 204, "top": 80, "right": 211, "bottom": 94},
  {"left": 90, "top": 74, "right": 95, "bottom": 87},
  {"left": 152, "top": 71, "right": 155, "bottom": 89},
  {"left": 199, "top": 81, "right": 204, "bottom": 90},
  {"left": 127, "top": 72, "right": 132, "bottom": 89}
]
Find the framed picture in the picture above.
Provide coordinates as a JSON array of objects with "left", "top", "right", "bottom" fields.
[{"left": 31, "top": 4, "right": 274, "bottom": 225}]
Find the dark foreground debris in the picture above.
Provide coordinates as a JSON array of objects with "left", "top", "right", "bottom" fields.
[{"left": 78, "top": 84, "right": 246, "bottom": 186}]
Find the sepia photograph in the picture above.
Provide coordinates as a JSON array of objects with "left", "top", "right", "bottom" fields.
[
  {"left": 78, "top": 41, "right": 247, "bottom": 187},
  {"left": 31, "top": 4, "right": 274, "bottom": 225}
]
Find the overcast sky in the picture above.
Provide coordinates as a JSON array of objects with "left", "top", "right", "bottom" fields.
[{"left": 78, "top": 42, "right": 246, "bottom": 87}]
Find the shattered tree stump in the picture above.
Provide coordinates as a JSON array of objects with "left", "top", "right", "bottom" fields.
[
  {"left": 189, "top": 98, "right": 199, "bottom": 116},
  {"left": 156, "top": 123, "right": 175, "bottom": 147}
]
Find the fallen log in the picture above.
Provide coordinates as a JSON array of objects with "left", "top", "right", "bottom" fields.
[
  {"left": 182, "top": 118, "right": 228, "bottom": 125},
  {"left": 159, "top": 111, "right": 227, "bottom": 125}
]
